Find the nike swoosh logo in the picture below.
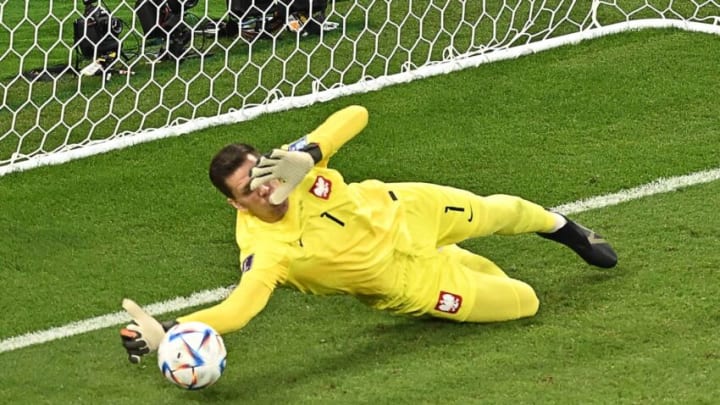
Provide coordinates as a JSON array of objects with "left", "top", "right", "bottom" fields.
[
  {"left": 467, "top": 204, "right": 474, "bottom": 222},
  {"left": 588, "top": 232, "right": 607, "bottom": 245}
]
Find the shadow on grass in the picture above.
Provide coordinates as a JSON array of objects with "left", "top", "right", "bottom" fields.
[
  {"left": 197, "top": 317, "right": 498, "bottom": 401},
  {"left": 185, "top": 277, "right": 622, "bottom": 402}
]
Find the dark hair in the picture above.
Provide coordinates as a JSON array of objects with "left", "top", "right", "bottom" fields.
[{"left": 209, "top": 143, "right": 260, "bottom": 198}]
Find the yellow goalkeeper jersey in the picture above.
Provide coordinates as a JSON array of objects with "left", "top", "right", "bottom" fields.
[{"left": 179, "top": 106, "right": 415, "bottom": 334}]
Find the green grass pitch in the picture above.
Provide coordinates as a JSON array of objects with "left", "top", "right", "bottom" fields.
[{"left": 1, "top": 8, "right": 720, "bottom": 405}]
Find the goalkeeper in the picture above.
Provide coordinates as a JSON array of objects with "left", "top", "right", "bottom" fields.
[{"left": 120, "top": 105, "right": 617, "bottom": 362}]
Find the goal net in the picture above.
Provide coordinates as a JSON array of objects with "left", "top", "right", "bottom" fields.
[{"left": 1, "top": 0, "right": 719, "bottom": 176}]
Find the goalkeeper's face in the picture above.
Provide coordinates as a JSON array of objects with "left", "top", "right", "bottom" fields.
[{"left": 225, "top": 156, "right": 289, "bottom": 223}]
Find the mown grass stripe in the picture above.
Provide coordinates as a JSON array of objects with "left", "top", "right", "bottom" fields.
[{"left": 1, "top": 166, "right": 719, "bottom": 354}]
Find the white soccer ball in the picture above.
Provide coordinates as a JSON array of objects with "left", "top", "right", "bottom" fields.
[{"left": 157, "top": 321, "right": 227, "bottom": 390}]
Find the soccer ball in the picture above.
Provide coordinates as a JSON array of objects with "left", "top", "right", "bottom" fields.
[{"left": 157, "top": 321, "right": 227, "bottom": 390}]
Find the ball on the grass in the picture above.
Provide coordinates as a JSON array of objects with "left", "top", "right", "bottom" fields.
[{"left": 157, "top": 321, "right": 226, "bottom": 390}]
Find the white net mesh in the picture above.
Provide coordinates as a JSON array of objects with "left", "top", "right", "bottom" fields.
[{"left": 1, "top": 0, "right": 719, "bottom": 175}]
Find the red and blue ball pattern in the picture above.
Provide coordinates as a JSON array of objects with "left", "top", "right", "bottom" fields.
[{"left": 157, "top": 322, "right": 227, "bottom": 390}]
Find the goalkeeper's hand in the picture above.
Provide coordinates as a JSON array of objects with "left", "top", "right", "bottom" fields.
[
  {"left": 250, "top": 148, "right": 315, "bottom": 205},
  {"left": 119, "top": 298, "right": 175, "bottom": 364}
]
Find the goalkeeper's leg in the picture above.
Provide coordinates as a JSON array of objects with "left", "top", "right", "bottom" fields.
[
  {"left": 463, "top": 272, "right": 540, "bottom": 322},
  {"left": 435, "top": 247, "right": 538, "bottom": 321},
  {"left": 392, "top": 182, "right": 558, "bottom": 244},
  {"left": 438, "top": 244, "right": 508, "bottom": 277},
  {"left": 424, "top": 262, "right": 539, "bottom": 323},
  {"left": 391, "top": 182, "right": 617, "bottom": 269}
]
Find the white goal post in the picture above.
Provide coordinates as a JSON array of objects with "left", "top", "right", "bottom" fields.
[{"left": 1, "top": 0, "right": 719, "bottom": 176}]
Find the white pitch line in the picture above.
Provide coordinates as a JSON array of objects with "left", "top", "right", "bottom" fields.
[
  {"left": 552, "top": 167, "right": 720, "bottom": 215},
  {"left": 2, "top": 167, "right": 720, "bottom": 355},
  {"left": 0, "top": 286, "right": 234, "bottom": 354}
]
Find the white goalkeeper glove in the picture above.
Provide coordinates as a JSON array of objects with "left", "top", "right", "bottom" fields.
[
  {"left": 119, "top": 298, "right": 173, "bottom": 364},
  {"left": 250, "top": 148, "right": 315, "bottom": 205}
]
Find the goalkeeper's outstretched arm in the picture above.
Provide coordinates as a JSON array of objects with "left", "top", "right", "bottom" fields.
[
  {"left": 303, "top": 105, "right": 369, "bottom": 167},
  {"left": 250, "top": 105, "right": 369, "bottom": 204},
  {"left": 176, "top": 277, "right": 274, "bottom": 335}
]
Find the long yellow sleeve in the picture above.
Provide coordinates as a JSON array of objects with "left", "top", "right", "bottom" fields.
[
  {"left": 306, "top": 105, "right": 369, "bottom": 167},
  {"left": 176, "top": 278, "right": 273, "bottom": 335}
]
